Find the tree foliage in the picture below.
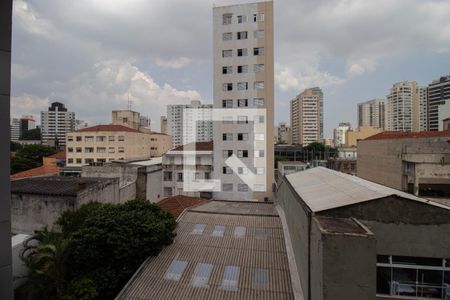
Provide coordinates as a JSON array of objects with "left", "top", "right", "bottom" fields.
[
  {"left": 21, "top": 199, "right": 176, "bottom": 300},
  {"left": 21, "top": 128, "right": 42, "bottom": 140},
  {"left": 11, "top": 144, "right": 57, "bottom": 174},
  {"left": 11, "top": 156, "right": 40, "bottom": 174}
]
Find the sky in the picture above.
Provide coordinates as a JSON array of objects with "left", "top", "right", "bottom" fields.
[{"left": 11, "top": 0, "right": 450, "bottom": 137}]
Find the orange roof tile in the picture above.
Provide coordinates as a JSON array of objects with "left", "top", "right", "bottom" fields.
[
  {"left": 171, "top": 141, "right": 213, "bottom": 152},
  {"left": 157, "top": 195, "right": 209, "bottom": 219},
  {"left": 46, "top": 151, "right": 66, "bottom": 159},
  {"left": 11, "top": 165, "right": 60, "bottom": 180},
  {"left": 365, "top": 130, "right": 450, "bottom": 141},
  {"left": 75, "top": 124, "right": 141, "bottom": 133}
]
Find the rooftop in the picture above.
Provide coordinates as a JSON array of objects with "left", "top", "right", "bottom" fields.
[
  {"left": 11, "top": 177, "right": 115, "bottom": 196},
  {"left": 314, "top": 216, "right": 372, "bottom": 236},
  {"left": 171, "top": 141, "right": 213, "bottom": 152},
  {"left": 285, "top": 167, "right": 449, "bottom": 212},
  {"left": 11, "top": 165, "right": 60, "bottom": 180},
  {"left": 117, "top": 201, "right": 294, "bottom": 300},
  {"left": 46, "top": 151, "right": 66, "bottom": 159},
  {"left": 75, "top": 124, "right": 141, "bottom": 133},
  {"left": 157, "top": 195, "right": 209, "bottom": 219},
  {"left": 364, "top": 130, "right": 450, "bottom": 141},
  {"left": 131, "top": 157, "right": 163, "bottom": 166}
]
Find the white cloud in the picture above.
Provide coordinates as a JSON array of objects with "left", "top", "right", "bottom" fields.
[
  {"left": 13, "top": 0, "right": 56, "bottom": 39},
  {"left": 11, "top": 94, "right": 49, "bottom": 122},
  {"left": 12, "top": 64, "right": 37, "bottom": 80},
  {"left": 155, "top": 57, "right": 192, "bottom": 69},
  {"left": 346, "top": 58, "right": 377, "bottom": 76}
]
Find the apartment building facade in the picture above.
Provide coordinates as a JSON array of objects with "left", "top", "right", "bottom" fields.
[
  {"left": 112, "top": 110, "right": 141, "bottom": 130},
  {"left": 160, "top": 116, "right": 167, "bottom": 134},
  {"left": 427, "top": 75, "right": 450, "bottom": 131},
  {"left": 290, "top": 87, "right": 324, "bottom": 146},
  {"left": 65, "top": 125, "right": 171, "bottom": 167},
  {"left": 386, "top": 82, "right": 427, "bottom": 132},
  {"left": 41, "top": 102, "right": 75, "bottom": 147},
  {"left": 212, "top": 1, "right": 274, "bottom": 201},
  {"left": 357, "top": 99, "right": 386, "bottom": 130},
  {"left": 167, "top": 100, "right": 213, "bottom": 147},
  {"left": 276, "top": 122, "right": 291, "bottom": 144},
  {"left": 333, "top": 122, "right": 351, "bottom": 147}
]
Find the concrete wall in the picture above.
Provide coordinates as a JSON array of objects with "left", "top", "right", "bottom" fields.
[
  {"left": 82, "top": 164, "right": 140, "bottom": 187},
  {"left": 0, "top": 0, "right": 12, "bottom": 297},
  {"left": 144, "top": 165, "right": 162, "bottom": 203},
  {"left": 119, "top": 182, "right": 136, "bottom": 203},
  {"left": 77, "top": 178, "right": 120, "bottom": 205}
]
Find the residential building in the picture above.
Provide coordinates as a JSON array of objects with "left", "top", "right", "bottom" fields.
[
  {"left": 276, "top": 122, "right": 291, "bottom": 144},
  {"left": 277, "top": 161, "right": 309, "bottom": 177},
  {"left": 10, "top": 118, "right": 20, "bottom": 142},
  {"left": 345, "top": 125, "right": 383, "bottom": 147},
  {"left": 41, "top": 102, "right": 75, "bottom": 147},
  {"left": 444, "top": 117, "right": 450, "bottom": 130},
  {"left": 160, "top": 116, "right": 167, "bottom": 134},
  {"left": 11, "top": 177, "right": 120, "bottom": 234},
  {"left": 212, "top": 1, "right": 274, "bottom": 201},
  {"left": 275, "top": 144, "right": 337, "bottom": 163},
  {"left": 322, "top": 138, "right": 334, "bottom": 147},
  {"left": 65, "top": 124, "right": 172, "bottom": 167},
  {"left": 116, "top": 201, "right": 295, "bottom": 300},
  {"left": 357, "top": 99, "right": 386, "bottom": 130},
  {"left": 291, "top": 87, "right": 324, "bottom": 146},
  {"left": 19, "top": 115, "right": 36, "bottom": 138},
  {"left": 386, "top": 81, "right": 427, "bottom": 132},
  {"left": 277, "top": 167, "right": 450, "bottom": 300},
  {"left": 333, "top": 122, "right": 351, "bottom": 147},
  {"left": 139, "top": 115, "right": 151, "bottom": 129},
  {"left": 327, "top": 158, "right": 357, "bottom": 175},
  {"left": 162, "top": 141, "right": 214, "bottom": 199},
  {"left": 427, "top": 75, "right": 450, "bottom": 131},
  {"left": 75, "top": 119, "right": 89, "bottom": 131},
  {"left": 167, "top": 100, "right": 213, "bottom": 147},
  {"left": 357, "top": 131, "right": 450, "bottom": 197},
  {"left": 112, "top": 110, "right": 141, "bottom": 130}
]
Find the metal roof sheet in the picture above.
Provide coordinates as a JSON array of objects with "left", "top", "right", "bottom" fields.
[{"left": 286, "top": 167, "right": 449, "bottom": 212}]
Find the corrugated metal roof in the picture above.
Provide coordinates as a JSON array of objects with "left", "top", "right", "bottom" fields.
[
  {"left": 286, "top": 167, "right": 449, "bottom": 212},
  {"left": 117, "top": 201, "right": 294, "bottom": 300}
]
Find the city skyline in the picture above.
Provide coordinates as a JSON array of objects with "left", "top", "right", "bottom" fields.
[{"left": 10, "top": 0, "right": 450, "bottom": 137}]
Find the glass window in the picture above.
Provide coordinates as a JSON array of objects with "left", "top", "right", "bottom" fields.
[
  {"left": 237, "top": 65, "right": 248, "bottom": 74},
  {"left": 237, "top": 31, "right": 248, "bottom": 40},
  {"left": 211, "top": 225, "right": 225, "bottom": 237},
  {"left": 222, "top": 99, "right": 233, "bottom": 108},
  {"left": 118, "top": 147, "right": 125, "bottom": 153},
  {"left": 97, "top": 147, "right": 106, "bottom": 153},
  {"left": 85, "top": 147, "right": 94, "bottom": 153},
  {"left": 67, "top": 147, "right": 73, "bottom": 153},
  {"left": 223, "top": 133, "right": 233, "bottom": 141},
  {"left": 67, "top": 136, "right": 73, "bottom": 141},
  {"left": 164, "top": 259, "right": 188, "bottom": 281},
  {"left": 118, "top": 136, "right": 125, "bottom": 141},
  {"left": 253, "top": 13, "right": 265, "bottom": 22},
  {"left": 237, "top": 48, "right": 248, "bottom": 57},
  {"left": 223, "top": 167, "right": 233, "bottom": 174},
  {"left": 67, "top": 158, "right": 73, "bottom": 164},
  {"left": 254, "top": 98, "right": 265, "bottom": 107},
  {"left": 177, "top": 172, "right": 183, "bottom": 182},
  {"left": 238, "top": 99, "right": 248, "bottom": 107},
  {"left": 222, "top": 66, "right": 232, "bottom": 74},
  {"left": 222, "top": 183, "right": 233, "bottom": 192},
  {"left": 253, "top": 47, "right": 264, "bottom": 56},
  {"left": 191, "top": 224, "right": 206, "bottom": 235},
  {"left": 76, "top": 136, "right": 82, "bottom": 142},
  {"left": 254, "top": 81, "right": 264, "bottom": 90},
  {"left": 96, "top": 136, "right": 106, "bottom": 142},
  {"left": 223, "top": 14, "right": 232, "bottom": 25},
  {"left": 252, "top": 268, "right": 268, "bottom": 289},
  {"left": 254, "top": 64, "right": 265, "bottom": 73},
  {"left": 238, "top": 133, "right": 249, "bottom": 141},
  {"left": 255, "top": 150, "right": 265, "bottom": 157},
  {"left": 76, "top": 158, "right": 82, "bottom": 164},
  {"left": 238, "top": 184, "right": 249, "bottom": 192},
  {"left": 85, "top": 136, "right": 94, "bottom": 142},
  {"left": 237, "top": 150, "right": 248, "bottom": 158},
  {"left": 222, "top": 49, "right": 232, "bottom": 58},
  {"left": 221, "top": 266, "right": 240, "bottom": 291},
  {"left": 238, "top": 167, "right": 248, "bottom": 175},
  {"left": 191, "top": 263, "right": 213, "bottom": 288},
  {"left": 237, "top": 15, "right": 247, "bottom": 23},
  {"left": 223, "top": 83, "right": 233, "bottom": 91},
  {"left": 108, "top": 147, "right": 115, "bottom": 153},
  {"left": 234, "top": 226, "right": 246, "bottom": 238},
  {"left": 109, "top": 136, "right": 115, "bottom": 141},
  {"left": 237, "top": 82, "right": 248, "bottom": 90},
  {"left": 223, "top": 150, "right": 233, "bottom": 158},
  {"left": 223, "top": 32, "right": 232, "bottom": 41}
]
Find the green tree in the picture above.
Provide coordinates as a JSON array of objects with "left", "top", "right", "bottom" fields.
[
  {"left": 10, "top": 141, "right": 23, "bottom": 152},
  {"left": 16, "top": 144, "right": 57, "bottom": 162},
  {"left": 21, "top": 128, "right": 41, "bottom": 140},
  {"left": 304, "top": 142, "right": 326, "bottom": 152},
  {"left": 11, "top": 156, "right": 40, "bottom": 174}
]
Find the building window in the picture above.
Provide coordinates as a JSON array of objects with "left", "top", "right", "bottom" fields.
[
  {"left": 76, "top": 136, "right": 82, "bottom": 142},
  {"left": 223, "top": 150, "right": 233, "bottom": 158},
  {"left": 223, "top": 32, "right": 232, "bottom": 41},
  {"left": 67, "top": 158, "right": 73, "bottom": 164},
  {"left": 223, "top": 133, "right": 233, "bottom": 141},
  {"left": 222, "top": 116, "right": 233, "bottom": 124},
  {"left": 255, "top": 133, "right": 265, "bottom": 141},
  {"left": 238, "top": 184, "right": 249, "bottom": 192},
  {"left": 108, "top": 147, "right": 115, "bottom": 153},
  {"left": 191, "top": 224, "right": 206, "bottom": 235},
  {"left": 67, "top": 147, "right": 73, "bottom": 153},
  {"left": 238, "top": 99, "right": 248, "bottom": 107},
  {"left": 253, "top": 12, "right": 265, "bottom": 22},
  {"left": 237, "top": 65, "right": 248, "bottom": 74},
  {"left": 191, "top": 263, "right": 213, "bottom": 288},
  {"left": 254, "top": 115, "right": 265, "bottom": 123},
  {"left": 222, "top": 183, "right": 233, "bottom": 192},
  {"left": 109, "top": 136, "right": 115, "bottom": 141},
  {"left": 67, "top": 136, "right": 73, "bottom": 142},
  {"left": 254, "top": 98, "right": 265, "bottom": 107},
  {"left": 237, "top": 150, "right": 248, "bottom": 158},
  {"left": 177, "top": 172, "right": 183, "bottom": 182},
  {"left": 237, "top": 116, "right": 248, "bottom": 124},
  {"left": 254, "top": 29, "right": 264, "bottom": 38},
  {"left": 252, "top": 268, "right": 268, "bottom": 289},
  {"left": 97, "top": 147, "right": 106, "bottom": 153},
  {"left": 163, "top": 187, "right": 173, "bottom": 197},
  {"left": 163, "top": 172, "right": 172, "bottom": 181},
  {"left": 254, "top": 81, "right": 264, "bottom": 90},
  {"left": 237, "top": 82, "right": 248, "bottom": 90},
  {"left": 256, "top": 167, "right": 265, "bottom": 175},
  {"left": 223, "top": 83, "right": 233, "bottom": 91},
  {"left": 85, "top": 136, "right": 94, "bottom": 142},
  {"left": 223, "top": 167, "right": 233, "bottom": 175},
  {"left": 222, "top": 49, "right": 232, "bottom": 58},
  {"left": 238, "top": 133, "right": 249, "bottom": 141},
  {"left": 222, "top": 66, "right": 232, "bottom": 74},
  {"left": 238, "top": 167, "right": 248, "bottom": 175},
  {"left": 222, "top": 99, "right": 233, "bottom": 108},
  {"left": 118, "top": 147, "right": 125, "bottom": 153},
  {"left": 85, "top": 147, "right": 94, "bottom": 153},
  {"left": 220, "top": 266, "right": 240, "bottom": 291},
  {"left": 85, "top": 158, "right": 94, "bottom": 164},
  {"left": 253, "top": 47, "right": 264, "bottom": 56},
  {"left": 118, "top": 136, "right": 125, "bottom": 141},
  {"left": 223, "top": 13, "right": 232, "bottom": 25},
  {"left": 164, "top": 259, "right": 188, "bottom": 281},
  {"left": 211, "top": 225, "right": 225, "bottom": 237},
  {"left": 96, "top": 136, "right": 106, "bottom": 142},
  {"left": 237, "top": 15, "right": 247, "bottom": 23},
  {"left": 76, "top": 158, "right": 82, "bottom": 164},
  {"left": 237, "top": 31, "right": 248, "bottom": 40},
  {"left": 237, "top": 48, "right": 248, "bottom": 57},
  {"left": 254, "top": 64, "right": 265, "bottom": 72}
]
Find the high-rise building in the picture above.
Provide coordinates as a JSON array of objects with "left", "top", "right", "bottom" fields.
[
  {"left": 357, "top": 99, "right": 386, "bottom": 130},
  {"left": 213, "top": 1, "right": 274, "bottom": 201},
  {"left": 386, "top": 81, "right": 427, "bottom": 132},
  {"left": 11, "top": 115, "right": 36, "bottom": 142},
  {"left": 75, "top": 119, "right": 89, "bottom": 131},
  {"left": 167, "top": 100, "right": 213, "bottom": 147},
  {"left": 276, "top": 122, "right": 291, "bottom": 144},
  {"left": 139, "top": 115, "right": 151, "bottom": 129},
  {"left": 41, "top": 102, "right": 75, "bottom": 147},
  {"left": 333, "top": 122, "right": 351, "bottom": 147},
  {"left": 10, "top": 118, "right": 20, "bottom": 142},
  {"left": 427, "top": 75, "right": 450, "bottom": 131},
  {"left": 290, "top": 87, "right": 323, "bottom": 146},
  {"left": 160, "top": 116, "right": 167, "bottom": 134}
]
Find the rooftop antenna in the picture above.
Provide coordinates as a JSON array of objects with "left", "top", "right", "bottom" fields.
[{"left": 127, "top": 92, "right": 133, "bottom": 111}]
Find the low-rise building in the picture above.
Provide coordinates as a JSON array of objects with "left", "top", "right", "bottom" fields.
[
  {"left": 162, "top": 141, "right": 214, "bottom": 199},
  {"left": 357, "top": 131, "right": 450, "bottom": 197},
  {"left": 278, "top": 161, "right": 309, "bottom": 177},
  {"left": 327, "top": 158, "right": 357, "bottom": 175},
  {"left": 65, "top": 125, "right": 171, "bottom": 167},
  {"left": 345, "top": 126, "right": 383, "bottom": 147},
  {"left": 277, "top": 167, "right": 450, "bottom": 300}
]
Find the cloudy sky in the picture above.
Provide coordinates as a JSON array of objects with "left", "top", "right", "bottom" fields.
[{"left": 11, "top": 0, "right": 450, "bottom": 136}]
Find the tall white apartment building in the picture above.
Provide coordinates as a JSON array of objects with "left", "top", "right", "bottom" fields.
[
  {"left": 358, "top": 99, "right": 386, "bottom": 130},
  {"left": 10, "top": 118, "right": 20, "bottom": 142},
  {"left": 213, "top": 1, "right": 274, "bottom": 201},
  {"left": 290, "top": 87, "right": 324, "bottom": 146},
  {"left": 427, "top": 75, "right": 450, "bottom": 131},
  {"left": 41, "top": 102, "right": 75, "bottom": 147},
  {"left": 386, "top": 81, "right": 427, "bottom": 132},
  {"left": 333, "top": 122, "right": 351, "bottom": 147},
  {"left": 167, "top": 100, "right": 213, "bottom": 147},
  {"left": 160, "top": 116, "right": 168, "bottom": 134}
]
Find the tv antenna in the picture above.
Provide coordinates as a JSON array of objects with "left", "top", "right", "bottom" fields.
[{"left": 127, "top": 93, "right": 133, "bottom": 111}]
